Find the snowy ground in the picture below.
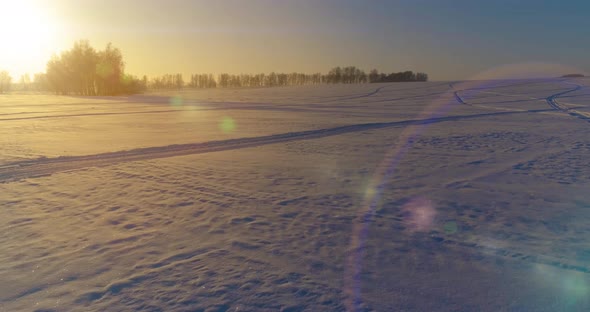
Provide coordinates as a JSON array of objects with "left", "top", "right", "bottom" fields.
[{"left": 1, "top": 79, "right": 590, "bottom": 311}]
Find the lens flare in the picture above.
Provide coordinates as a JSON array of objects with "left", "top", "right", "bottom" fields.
[
  {"left": 344, "top": 62, "right": 588, "bottom": 311},
  {"left": 344, "top": 102, "right": 455, "bottom": 310},
  {"left": 443, "top": 221, "right": 458, "bottom": 234},
  {"left": 533, "top": 264, "right": 589, "bottom": 307},
  {"left": 169, "top": 95, "right": 183, "bottom": 106},
  {"left": 219, "top": 116, "right": 236, "bottom": 133},
  {"left": 402, "top": 197, "right": 436, "bottom": 232}
]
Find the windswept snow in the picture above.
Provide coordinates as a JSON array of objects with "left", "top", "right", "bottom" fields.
[{"left": 2, "top": 79, "right": 590, "bottom": 311}]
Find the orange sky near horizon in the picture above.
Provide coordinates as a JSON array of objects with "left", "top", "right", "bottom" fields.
[
  {"left": 1, "top": 0, "right": 390, "bottom": 81},
  {"left": 1, "top": 0, "right": 588, "bottom": 81}
]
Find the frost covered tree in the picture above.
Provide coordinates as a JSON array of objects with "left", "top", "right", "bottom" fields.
[
  {"left": 46, "top": 40, "right": 143, "bottom": 95},
  {"left": 416, "top": 72, "right": 428, "bottom": 81},
  {"left": 32, "top": 73, "right": 48, "bottom": 91},
  {"left": 19, "top": 73, "right": 31, "bottom": 91},
  {"left": 151, "top": 66, "right": 427, "bottom": 91},
  {"left": 95, "top": 42, "right": 125, "bottom": 95},
  {"left": 0, "top": 70, "right": 11, "bottom": 94}
]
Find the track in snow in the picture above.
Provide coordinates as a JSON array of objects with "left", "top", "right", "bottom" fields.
[
  {"left": 0, "top": 109, "right": 552, "bottom": 183},
  {"left": 2, "top": 80, "right": 584, "bottom": 183},
  {"left": 452, "top": 79, "right": 590, "bottom": 122},
  {"left": 546, "top": 83, "right": 590, "bottom": 121}
]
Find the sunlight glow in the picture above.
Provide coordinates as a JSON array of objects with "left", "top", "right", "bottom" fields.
[{"left": 0, "top": 0, "right": 61, "bottom": 78}]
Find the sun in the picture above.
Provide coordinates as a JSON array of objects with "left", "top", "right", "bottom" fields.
[{"left": 0, "top": 0, "right": 61, "bottom": 78}]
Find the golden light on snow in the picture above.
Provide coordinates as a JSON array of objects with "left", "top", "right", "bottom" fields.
[{"left": 0, "top": 0, "right": 61, "bottom": 78}]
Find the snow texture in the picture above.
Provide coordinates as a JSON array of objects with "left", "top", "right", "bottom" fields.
[{"left": 1, "top": 79, "right": 590, "bottom": 311}]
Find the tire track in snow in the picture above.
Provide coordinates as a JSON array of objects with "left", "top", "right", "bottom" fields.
[
  {"left": 443, "top": 80, "right": 590, "bottom": 274},
  {"left": 451, "top": 79, "right": 553, "bottom": 107},
  {"left": 0, "top": 109, "right": 552, "bottom": 183},
  {"left": 546, "top": 82, "right": 590, "bottom": 121},
  {"left": 0, "top": 84, "right": 448, "bottom": 121},
  {"left": 312, "top": 82, "right": 447, "bottom": 103},
  {"left": 452, "top": 79, "right": 590, "bottom": 120},
  {"left": 0, "top": 91, "right": 445, "bottom": 121},
  {"left": 313, "top": 84, "right": 391, "bottom": 103},
  {"left": 0, "top": 109, "right": 190, "bottom": 121},
  {"left": 546, "top": 83, "right": 581, "bottom": 111}
]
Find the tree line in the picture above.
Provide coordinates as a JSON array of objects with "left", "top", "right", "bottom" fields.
[
  {"left": 148, "top": 67, "right": 428, "bottom": 90},
  {"left": 1, "top": 41, "right": 428, "bottom": 95},
  {"left": 368, "top": 69, "right": 428, "bottom": 83}
]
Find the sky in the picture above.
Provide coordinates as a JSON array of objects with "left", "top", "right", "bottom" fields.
[{"left": 1, "top": 0, "right": 589, "bottom": 81}]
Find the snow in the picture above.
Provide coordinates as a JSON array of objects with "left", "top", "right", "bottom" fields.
[{"left": 1, "top": 79, "right": 590, "bottom": 311}]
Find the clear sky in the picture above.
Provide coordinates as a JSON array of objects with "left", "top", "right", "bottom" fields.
[{"left": 1, "top": 0, "right": 589, "bottom": 81}]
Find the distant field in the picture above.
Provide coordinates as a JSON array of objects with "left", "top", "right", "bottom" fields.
[{"left": 2, "top": 79, "right": 590, "bottom": 311}]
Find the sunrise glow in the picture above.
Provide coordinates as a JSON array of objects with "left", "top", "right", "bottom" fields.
[{"left": 0, "top": 0, "right": 61, "bottom": 78}]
